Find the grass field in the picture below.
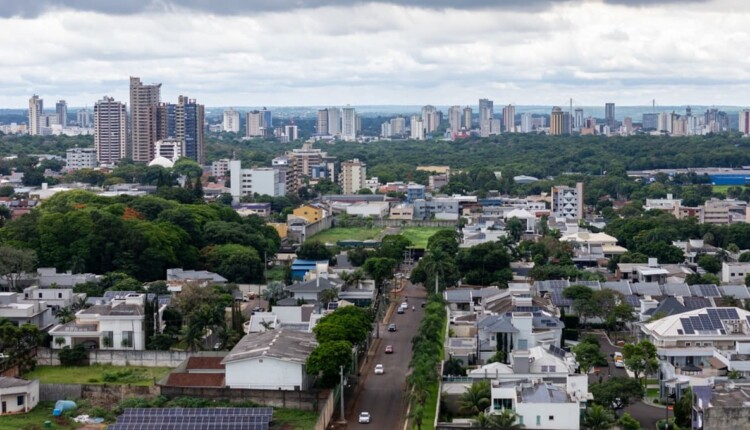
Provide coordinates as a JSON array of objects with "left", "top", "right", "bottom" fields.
[
  {"left": 25, "top": 365, "right": 172, "bottom": 386},
  {"left": 712, "top": 185, "right": 732, "bottom": 194},
  {"left": 0, "top": 402, "right": 76, "bottom": 430},
  {"left": 401, "top": 227, "right": 450, "bottom": 249},
  {"left": 308, "top": 227, "right": 383, "bottom": 244}
]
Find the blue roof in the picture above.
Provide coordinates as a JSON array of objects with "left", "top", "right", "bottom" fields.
[{"left": 292, "top": 259, "right": 327, "bottom": 267}]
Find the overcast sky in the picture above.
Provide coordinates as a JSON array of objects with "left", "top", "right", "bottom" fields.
[{"left": 1, "top": 0, "right": 749, "bottom": 108}]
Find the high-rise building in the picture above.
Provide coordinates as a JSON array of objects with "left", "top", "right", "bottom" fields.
[
  {"left": 551, "top": 182, "right": 584, "bottom": 221},
  {"left": 410, "top": 115, "right": 424, "bottom": 140},
  {"left": 341, "top": 106, "right": 356, "bottom": 141},
  {"left": 642, "top": 113, "right": 659, "bottom": 130},
  {"left": 390, "top": 117, "right": 405, "bottom": 136},
  {"left": 327, "top": 107, "right": 341, "bottom": 137},
  {"left": 316, "top": 109, "right": 329, "bottom": 136},
  {"left": 740, "top": 110, "right": 750, "bottom": 136},
  {"left": 421, "top": 105, "right": 439, "bottom": 134},
  {"left": 340, "top": 158, "right": 367, "bottom": 195},
  {"left": 129, "top": 77, "right": 161, "bottom": 162},
  {"left": 176, "top": 95, "right": 205, "bottom": 164},
  {"left": 704, "top": 108, "right": 729, "bottom": 133},
  {"left": 28, "top": 95, "right": 43, "bottom": 136},
  {"left": 463, "top": 107, "right": 472, "bottom": 130},
  {"left": 77, "top": 108, "right": 91, "bottom": 128},
  {"left": 502, "top": 104, "right": 515, "bottom": 132},
  {"left": 658, "top": 112, "right": 671, "bottom": 133},
  {"left": 66, "top": 147, "right": 97, "bottom": 171},
  {"left": 286, "top": 143, "right": 328, "bottom": 190},
  {"left": 549, "top": 107, "right": 565, "bottom": 136},
  {"left": 380, "top": 122, "right": 392, "bottom": 138},
  {"left": 605, "top": 103, "right": 615, "bottom": 128},
  {"left": 222, "top": 108, "right": 240, "bottom": 133},
  {"left": 55, "top": 100, "right": 67, "bottom": 127},
  {"left": 520, "top": 113, "right": 533, "bottom": 133},
  {"left": 574, "top": 108, "right": 584, "bottom": 131},
  {"left": 448, "top": 106, "right": 462, "bottom": 134},
  {"left": 285, "top": 125, "right": 299, "bottom": 141},
  {"left": 246, "top": 111, "right": 263, "bottom": 137},
  {"left": 479, "top": 98, "right": 493, "bottom": 137},
  {"left": 94, "top": 96, "right": 127, "bottom": 164}
]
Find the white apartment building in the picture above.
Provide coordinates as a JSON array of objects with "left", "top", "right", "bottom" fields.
[
  {"left": 410, "top": 116, "right": 424, "bottom": 140},
  {"left": 49, "top": 293, "right": 165, "bottom": 351},
  {"left": 229, "top": 160, "right": 285, "bottom": 201},
  {"left": 341, "top": 106, "right": 356, "bottom": 141},
  {"left": 65, "top": 147, "right": 97, "bottom": 171},
  {"left": 94, "top": 96, "right": 127, "bottom": 164},
  {"left": 340, "top": 159, "right": 367, "bottom": 195},
  {"left": 222, "top": 108, "right": 240, "bottom": 133},
  {"left": 28, "top": 95, "right": 42, "bottom": 136},
  {"left": 551, "top": 182, "right": 584, "bottom": 221},
  {"left": 154, "top": 139, "right": 184, "bottom": 162},
  {"left": 211, "top": 159, "right": 230, "bottom": 178},
  {"left": 284, "top": 125, "right": 298, "bottom": 141},
  {"left": 421, "top": 105, "right": 439, "bottom": 134},
  {"left": 520, "top": 113, "right": 533, "bottom": 133}
]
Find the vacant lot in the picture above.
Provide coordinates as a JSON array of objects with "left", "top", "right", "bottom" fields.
[
  {"left": 25, "top": 365, "right": 172, "bottom": 386},
  {"left": 0, "top": 401, "right": 76, "bottom": 430},
  {"left": 400, "top": 227, "right": 450, "bottom": 248},
  {"left": 308, "top": 227, "right": 383, "bottom": 244}
]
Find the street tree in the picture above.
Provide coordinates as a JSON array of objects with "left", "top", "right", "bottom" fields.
[
  {"left": 582, "top": 404, "right": 616, "bottom": 430},
  {"left": 573, "top": 342, "right": 607, "bottom": 374},
  {"left": 622, "top": 340, "right": 659, "bottom": 384},
  {"left": 306, "top": 340, "right": 353, "bottom": 387},
  {"left": 590, "top": 377, "right": 644, "bottom": 412},
  {"left": 0, "top": 246, "right": 37, "bottom": 292}
]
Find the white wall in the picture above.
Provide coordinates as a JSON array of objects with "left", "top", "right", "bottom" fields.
[
  {"left": 0, "top": 380, "right": 39, "bottom": 414},
  {"left": 99, "top": 317, "right": 145, "bottom": 350},
  {"left": 225, "top": 357, "right": 308, "bottom": 390},
  {"left": 516, "top": 402, "right": 580, "bottom": 430}
]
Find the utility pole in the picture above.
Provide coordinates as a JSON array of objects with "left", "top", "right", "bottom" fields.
[
  {"left": 435, "top": 274, "right": 439, "bottom": 295},
  {"left": 339, "top": 365, "right": 345, "bottom": 422}
]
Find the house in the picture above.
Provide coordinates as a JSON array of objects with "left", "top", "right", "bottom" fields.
[
  {"left": 560, "top": 231, "right": 627, "bottom": 262},
  {"left": 640, "top": 307, "right": 750, "bottom": 382},
  {"left": 345, "top": 201, "right": 389, "bottom": 218},
  {"left": 0, "top": 292, "right": 54, "bottom": 329},
  {"left": 162, "top": 355, "right": 226, "bottom": 388},
  {"left": 49, "top": 293, "right": 166, "bottom": 350},
  {"left": 222, "top": 330, "right": 318, "bottom": 390},
  {"left": 285, "top": 277, "right": 340, "bottom": 302},
  {"left": 721, "top": 262, "right": 750, "bottom": 285},
  {"left": 693, "top": 382, "right": 750, "bottom": 430},
  {"left": 22, "top": 286, "right": 85, "bottom": 312},
  {"left": 165, "top": 268, "right": 227, "bottom": 292},
  {"left": 290, "top": 259, "right": 329, "bottom": 282},
  {"left": 34, "top": 268, "right": 100, "bottom": 288},
  {"left": 476, "top": 311, "right": 564, "bottom": 362},
  {"left": 0, "top": 377, "right": 39, "bottom": 415},
  {"left": 469, "top": 346, "right": 578, "bottom": 379},
  {"left": 235, "top": 203, "right": 272, "bottom": 218},
  {"left": 292, "top": 205, "right": 325, "bottom": 223},
  {"left": 488, "top": 377, "right": 588, "bottom": 430}
]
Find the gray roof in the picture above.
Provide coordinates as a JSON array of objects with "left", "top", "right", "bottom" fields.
[
  {"left": 532, "top": 316, "right": 564, "bottom": 329},
  {"left": 221, "top": 330, "right": 318, "bottom": 365},
  {"left": 276, "top": 297, "right": 304, "bottom": 306},
  {"left": 662, "top": 283, "right": 692, "bottom": 297},
  {"left": 286, "top": 278, "right": 340, "bottom": 294},
  {"left": 645, "top": 297, "right": 688, "bottom": 317},
  {"left": 719, "top": 285, "right": 750, "bottom": 299},
  {"left": 167, "top": 269, "right": 227, "bottom": 283},
  {"left": 632, "top": 282, "right": 663, "bottom": 296},
  {"left": 0, "top": 377, "right": 34, "bottom": 388},
  {"left": 603, "top": 281, "right": 632, "bottom": 295},
  {"left": 80, "top": 303, "right": 143, "bottom": 316},
  {"left": 477, "top": 315, "right": 519, "bottom": 334},
  {"left": 534, "top": 280, "right": 570, "bottom": 293},
  {"left": 444, "top": 289, "right": 473, "bottom": 303},
  {"left": 520, "top": 383, "right": 569, "bottom": 403}
]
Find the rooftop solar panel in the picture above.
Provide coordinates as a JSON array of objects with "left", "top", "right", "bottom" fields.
[
  {"left": 680, "top": 318, "right": 695, "bottom": 334},
  {"left": 574, "top": 280, "right": 602, "bottom": 291},
  {"left": 683, "top": 297, "right": 712, "bottom": 310},
  {"left": 718, "top": 285, "right": 750, "bottom": 299},
  {"left": 548, "top": 345, "right": 567, "bottom": 358},
  {"left": 690, "top": 284, "right": 721, "bottom": 297}
]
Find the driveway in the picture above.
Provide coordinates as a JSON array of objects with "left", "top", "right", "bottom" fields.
[{"left": 339, "top": 281, "right": 426, "bottom": 429}]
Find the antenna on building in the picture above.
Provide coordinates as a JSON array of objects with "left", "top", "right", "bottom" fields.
[{"left": 652, "top": 99, "right": 656, "bottom": 113}]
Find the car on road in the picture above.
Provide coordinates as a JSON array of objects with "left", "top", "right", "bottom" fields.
[
  {"left": 388, "top": 323, "right": 397, "bottom": 332},
  {"left": 374, "top": 364, "right": 384, "bottom": 374},
  {"left": 358, "top": 412, "right": 371, "bottom": 423},
  {"left": 397, "top": 306, "right": 404, "bottom": 314},
  {"left": 385, "top": 345, "right": 393, "bottom": 354},
  {"left": 614, "top": 352, "right": 624, "bottom": 368}
]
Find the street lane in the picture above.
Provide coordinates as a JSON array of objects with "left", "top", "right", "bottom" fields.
[{"left": 345, "top": 281, "right": 426, "bottom": 430}]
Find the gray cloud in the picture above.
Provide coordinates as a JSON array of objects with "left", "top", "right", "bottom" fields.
[{"left": 2, "top": 0, "right": 694, "bottom": 18}]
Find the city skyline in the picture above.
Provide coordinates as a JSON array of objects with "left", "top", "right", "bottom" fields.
[{"left": 2, "top": 0, "right": 750, "bottom": 107}]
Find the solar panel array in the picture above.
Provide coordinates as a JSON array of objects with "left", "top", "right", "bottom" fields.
[
  {"left": 535, "top": 280, "right": 570, "bottom": 293},
  {"left": 689, "top": 284, "right": 722, "bottom": 298},
  {"left": 548, "top": 345, "right": 567, "bottom": 359},
  {"left": 548, "top": 288, "right": 573, "bottom": 307},
  {"left": 719, "top": 285, "right": 750, "bottom": 299},
  {"left": 109, "top": 408, "right": 273, "bottom": 430},
  {"left": 679, "top": 309, "right": 742, "bottom": 335}
]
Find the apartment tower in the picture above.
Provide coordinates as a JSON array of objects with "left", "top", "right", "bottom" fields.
[
  {"left": 129, "top": 77, "right": 161, "bottom": 162},
  {"left": 28, "top": 95, "right": 43, "bottom": 136},
  {"left": 94, "top": 96, "right": 127, "bottom": 164}
]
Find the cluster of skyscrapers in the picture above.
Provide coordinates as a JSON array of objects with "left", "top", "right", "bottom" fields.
[
  {"left": 29, "top": 77, "right": 205, "bottom": 166},
  {"left": 315, "top": 106, "right": 360, "bottom": 141}
]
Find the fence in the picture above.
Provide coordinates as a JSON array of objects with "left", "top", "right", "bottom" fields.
[
  {"left": 158, "top": 386, "right": 323, "bottom": 411},
  {"left": 373, "top": 219, "right": 457, "bottom": 228},
  {"left": 40, "top": 383, "right": 159, "bottom": 405},
  {"left": 36, "top": 347, "right": 211, "bottom": 367},
  {"left": 313, "top": 386, "right": 337, "bottom": 430}
]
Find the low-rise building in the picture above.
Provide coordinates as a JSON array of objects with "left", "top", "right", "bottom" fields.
[
  {"left": 65, "top": 147, "right": 97, "bottom": 171},
  {"left": 389, "top": 203, "right": 414, "bottom": 220},
  {"left": 0, "top": 292, "right": 54, "bottom": 329},
  {"left": 49, "top": 293, "right": 165, "bottom": 351},
  {"left": 291, "top": 205, "right": 325, "bottom": 224},
  {"left": 22, "top": 286, "right": 85, "bottom": 313},
  {"left": 0, "top": 377, "right": 39, "bottom": 415},
  {"left": 693, "top": 383, "right": 750, "bottom": 430},
  {"left": 345, "top": 201, "right": 389, "bottom": 218},
  {"left": 476, "top": 310, "right": 564, "bottom": 363},
  {"left": 721, "top": 262, "right": 750, "bottom": 285},
  {"left": 222, "top": 330, "right": 318, "bottom": 390}
]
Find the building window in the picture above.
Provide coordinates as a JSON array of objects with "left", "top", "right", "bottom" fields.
[
  {"left": 549, "top": 415, "right": 554, "bottom": 421},
  {"left": 121, "top": 331, "right": 133, "bottom": 348},
  {"left": 518, "top": 339, "right": 528, "bottom": 350},
  {"left": 17, "top": 395, "right": 24, "bottom": 406},
  {"left": 38, "top": 293, "right": 43, "bottom": 298},
  {"left": 536, "top": 415, "right": 541, "bottom": 426},
  {"left": 518, "top": 415, "right": 523, "bottom": 425},
  {"left": 58, "top": 293, "right": 63, "bottom": 299}
]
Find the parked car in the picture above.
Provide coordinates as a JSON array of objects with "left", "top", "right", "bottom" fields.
[
  {"left": 385, "top": 345, "right": 393, "bottom": 354},
  {"left": 397, "top": 307, "right": 405, "bottom": 314},
  {"left": 614, "top": 352, "right": 624, "bottom": 368},
  {"left": 358, "top": 412, "right": 371, "bottom": 423},
  {"left": 388, "top": 323, "right": 397, "bottom": 332},
  {"left": 374, "top": 364, "right": 384, "bottom": 374}
]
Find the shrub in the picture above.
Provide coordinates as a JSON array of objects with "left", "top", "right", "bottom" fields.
[{"left": 58, "top": 345, "right": 87, "bottom": 366}]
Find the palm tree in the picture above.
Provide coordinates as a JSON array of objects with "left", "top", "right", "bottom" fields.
[
  {"left": 319, "top": 288, "right": 338, "bottom": 306},
  {"left": 459, "top": 381, "right": 491, "bottom": 416},
  {"left": 423, "top": 249, "right": 456, "bottom": 293},
  {"left": 484, "top": 409, "right": 524, "bottom": 429},
  {"left": 55, "top": 307, "right": 76, "bottom": 324},
  {"left": 582, "top": 404, "right": 615, "bottom": 430}
]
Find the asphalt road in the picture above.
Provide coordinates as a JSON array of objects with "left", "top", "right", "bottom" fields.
[
  {"left": 587, "top": 332, "right": 666, "bottom": 428},
  {"left": 344, "top": 281, "right": 426, "bottom": 430}
]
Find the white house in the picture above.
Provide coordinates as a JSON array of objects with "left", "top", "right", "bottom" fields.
[
  {"left": 476, "top": 311, "right": 564, "bottom": 362},
  {"left": 0, "top": 377, "right": 39, "bottom": 415},
  {"left": 22, "top": 286, "right": 85, "bottom": 312},
  {"left": 721, "top": 262, "right": 750, "bottom": 285},
  {"left": 222, "top": 330, "right": 318, "bottom": 390},
  {"left": 49, "top": 293, "right": 165, "bottom": 350},
  {"left": 0, "top": 292, "right": 54, "bottom": 329}
]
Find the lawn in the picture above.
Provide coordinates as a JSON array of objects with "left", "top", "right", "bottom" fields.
[
  {"left": 712, "top": 185, "right": 733, "bottom": 194},
  {"left": 308, "top": 227, "right": 383, "bottom": 244},
  {"left": 401, "top": 227, "right": 450, "bottom": 249},
  {"left": 0, "top": 402, "right": 76, "bottom": 430},
  {"left": 25, "top": 365, "right": 172, "bottom": 386},
  {"left": 272, "top": 407, "right": 319, "bottom": 429}
]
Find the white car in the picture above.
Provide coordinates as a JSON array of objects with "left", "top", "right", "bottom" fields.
[
  {"left": 358, "top": 412, "right": 371, "bottom": 423},
  {"left": 374, "top": 364, "right": 384, "bottom": 374},
  {"left": 614, "top": 352, "right": 624, "bottom": 368}
]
